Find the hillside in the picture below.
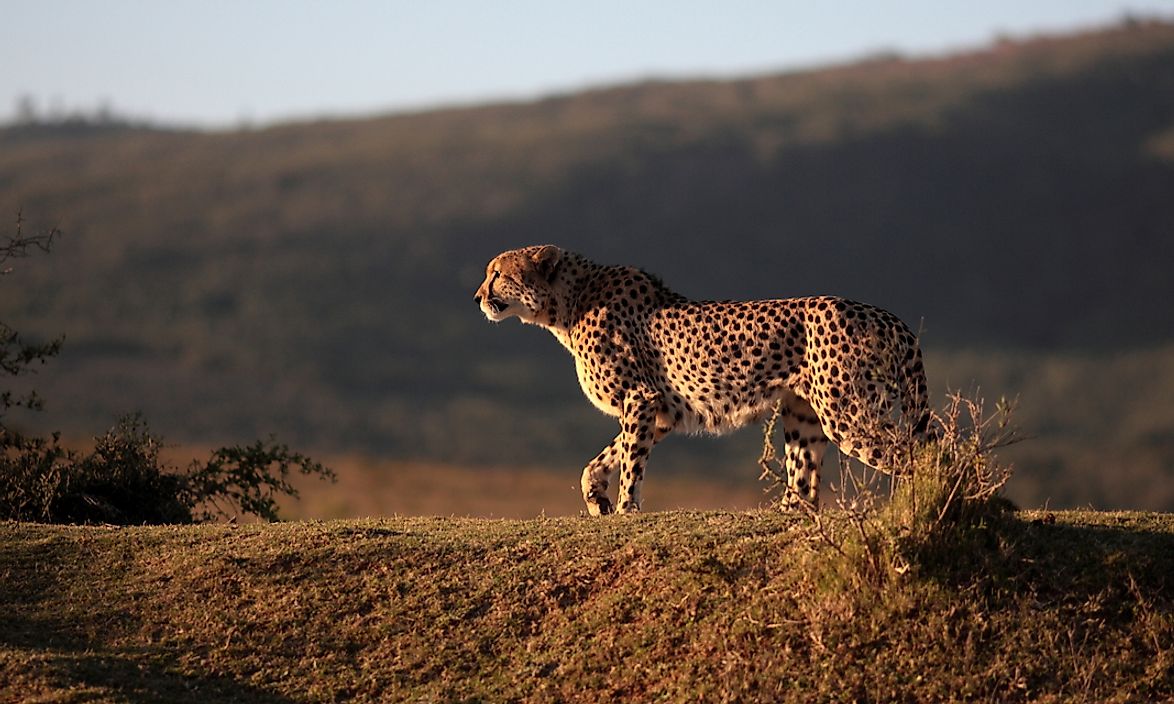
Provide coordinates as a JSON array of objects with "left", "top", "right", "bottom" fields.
[
  {"left": 1, "top": 511, "right": 1171, "bottom": 702},
  {"left": 2, "top": 20, "right": 1174, "bottom": 510}
]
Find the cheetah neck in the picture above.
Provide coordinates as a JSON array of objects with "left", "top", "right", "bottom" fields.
[
  {"left": 538, "top": 251, "right": 592, "bottom": 340},
  {"left": 538, "top": 252, "right": 687, "bottom": 351}
]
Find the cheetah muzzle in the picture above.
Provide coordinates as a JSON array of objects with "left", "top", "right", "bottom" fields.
[
  {"left": 486, "top": 297, "right": 507, "bottom": 315},
  {"left": 474, "top": 245, "right": 931, "bottom": 515}
]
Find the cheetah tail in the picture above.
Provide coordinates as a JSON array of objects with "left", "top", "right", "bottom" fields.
[{"left": 902, "top": 345, "right": 936, "bottom": 440}]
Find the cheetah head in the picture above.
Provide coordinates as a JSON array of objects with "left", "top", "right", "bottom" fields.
[{"left": 474, "top": 245, "right": 562, "bottom": 325}]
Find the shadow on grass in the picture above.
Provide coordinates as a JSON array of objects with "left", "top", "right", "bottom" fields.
[
  {"left": 0, "top": 529, "right": 295, "bottom": 704},
  {"left": 916, "top": 513, "right": 1174, "bottom": 617},
  {"left": 1011, "top": 515, "right": 1174, "bottom": 598},
  {"left": 3, "top": 636, "right": 295, "bottom": 704}
]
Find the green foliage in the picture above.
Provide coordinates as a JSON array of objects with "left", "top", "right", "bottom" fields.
[
  {"left": 186, "top": 437, "right": 334, "bottom": 523},
  {"left": 1, "top": 416, "right": 188, "bottom": 525},
  {"left": 0, "top": 213, "right": 72, "bottom": 522},
  {"left": 0, "top": 414, "right": 335, "bottom": 524},
  {"left": 0, "top": 211, "right": 62, "bottom": 426},
  {"left": 885, "top": 394, "right": 1018, "bottom": 545},
  {"left": 48, "top": 415, "right": 191, "bottom": 525},
  {"left": 0, "top": 431, "right": 68, "bottom": 523}
]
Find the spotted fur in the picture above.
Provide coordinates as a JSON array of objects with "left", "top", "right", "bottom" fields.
[{"left": 474, "top": 245, "right": 930, "bottom": 515}]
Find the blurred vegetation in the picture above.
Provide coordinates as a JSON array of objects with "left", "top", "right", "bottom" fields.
[
  {"left": 1, "top": 218, "right": 333, "bottom": 525},
  {"left": 0, "top": 407, "right": 335, "bottom": 525},
  {"left": 2, "top": 20, "right": 1173, "bottom": 510}
]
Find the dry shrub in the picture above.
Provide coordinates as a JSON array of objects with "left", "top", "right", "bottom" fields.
[
  {"left": 887, "top": 393, "right": 1017, "bottom": 542},
  {"left": 760, "top": 390, "right": 1020, "bottom": 591}
]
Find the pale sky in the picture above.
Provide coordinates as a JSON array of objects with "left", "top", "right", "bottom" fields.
[{"left": 4, "top": 1, "right": 1172, "bottom": 128}]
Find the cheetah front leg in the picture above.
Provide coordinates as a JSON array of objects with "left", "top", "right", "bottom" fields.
[
  {"left": 615, "top": 390, "right": 659, "bottom": 514},
  {"left": 581, "top": 436, "right": 621, "bottom": 516}
]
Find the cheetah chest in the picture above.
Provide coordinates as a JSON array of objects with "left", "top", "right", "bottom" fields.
[{"left": 558, "top": 318, "right": 649, "bottom": 418}]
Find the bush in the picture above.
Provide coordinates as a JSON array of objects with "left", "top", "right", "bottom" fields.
[
  {"left": 185, "top": 433, "right": 334, "bottom": 523},
  {"left": 61, "top": 416, "right": 192, "bottom": 524},
  {"left": 885, "top": 394, "right": 1018, "bottom": 544},
  {"left": 0, "top": 415, "right": 335, "bottom": 524}
]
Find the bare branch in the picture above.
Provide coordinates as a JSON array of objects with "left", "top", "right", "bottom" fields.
[{"left": 1, "top": 209, "right": 61, "bottom": 273}]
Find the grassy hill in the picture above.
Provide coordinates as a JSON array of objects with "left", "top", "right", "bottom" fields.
[
  {"left": 2, "top": 20, "right": 1174, "bottom": 511},
  {"left": 2, "top": 510, "right": 1171, "bottom": 702}
]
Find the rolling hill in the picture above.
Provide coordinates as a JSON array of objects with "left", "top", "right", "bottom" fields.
[
  {"left": 2, "top": 511, "right": 1171, "bottom": 702},
  {"left": 2, "top": 19, "right": 1174, "bottom": 511}
]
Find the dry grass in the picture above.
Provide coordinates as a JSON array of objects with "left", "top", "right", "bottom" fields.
[
  {"left": 1, "top": 509, "right": 1170, "bottom": 703},
  {"left": 759, "top": 389, "right": 1021, "bottom": 592}
]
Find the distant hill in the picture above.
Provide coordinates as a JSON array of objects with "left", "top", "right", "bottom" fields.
[{"left": 3, "top": 20, "right": 1173, "bottom": 510}]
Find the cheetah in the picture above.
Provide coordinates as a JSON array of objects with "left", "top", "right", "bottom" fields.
[{"left": 474, "top": 245, "right": 930, "bottom": 515}]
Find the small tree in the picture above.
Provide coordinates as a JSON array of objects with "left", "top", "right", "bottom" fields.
[
  {"left": 1, "top": 212, "right": 72, "bottom": 521},
  {"left": 1, "top": 211, "right": 63, "bottom": 441}
]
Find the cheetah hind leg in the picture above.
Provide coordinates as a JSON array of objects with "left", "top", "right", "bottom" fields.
[{"left": 779, "top": 395, "right": 829, "bottom": 510}]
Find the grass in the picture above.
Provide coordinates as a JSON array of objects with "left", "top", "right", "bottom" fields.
[{"left": 2, "top": 509, "right": 1170, "bottom": 702}]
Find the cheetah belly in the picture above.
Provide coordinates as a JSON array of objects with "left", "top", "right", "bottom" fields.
[{"left": 666, "top": 372, "right": 792, "bottom": 436}]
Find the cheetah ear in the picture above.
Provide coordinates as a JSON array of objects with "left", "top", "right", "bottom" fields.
[{"left": 531, "top": 245, "right": 562, "bottom": 282}]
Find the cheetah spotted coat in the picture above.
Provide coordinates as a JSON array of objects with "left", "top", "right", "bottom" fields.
[{"left": 475, "top": 245, "right": 930, "bottom": 515}]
